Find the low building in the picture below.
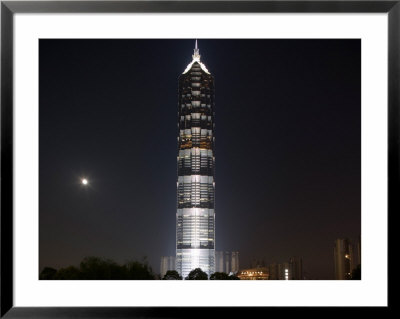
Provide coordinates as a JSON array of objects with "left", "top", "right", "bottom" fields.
[{"left": 237, "top": 267, "right": 269, "bottom": 280}]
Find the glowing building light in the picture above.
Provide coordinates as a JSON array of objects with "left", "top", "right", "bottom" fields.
[{"left": 182, "top": 40, "right": 210, "bottom": 74}]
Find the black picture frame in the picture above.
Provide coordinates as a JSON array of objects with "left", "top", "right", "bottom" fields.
[{"left": 0, "top": 0, "right": 393, "bottom": 317}]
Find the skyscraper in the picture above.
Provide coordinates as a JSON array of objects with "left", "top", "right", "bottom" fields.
[
  {"left": 334, "top": 238, "right": 354, "bottom": 280},
  {"left": 176, "top": 41, "right": 215, "bottom": 279}
]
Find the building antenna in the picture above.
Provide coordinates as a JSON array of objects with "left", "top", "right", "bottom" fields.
[{"left": 193, "top": 39, "right": 200, "bottom": 61}]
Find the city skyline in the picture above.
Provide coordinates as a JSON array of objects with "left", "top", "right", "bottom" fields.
[{"left": 39, "top": 39, "right": 361, "bottom": 279}]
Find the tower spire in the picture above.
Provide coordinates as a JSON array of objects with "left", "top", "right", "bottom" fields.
[
  {"left": 192, "top": 39, "right": 201, "bottom": 61},
  {"left": 183, "top": 39, "right": 210, "bottom": 74}
]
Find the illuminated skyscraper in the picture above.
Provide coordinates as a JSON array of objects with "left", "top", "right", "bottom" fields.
[{"left": 176, "top": 41, "right": 215, "bottom": 278}]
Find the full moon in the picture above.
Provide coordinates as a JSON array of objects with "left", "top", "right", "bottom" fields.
[{"left": 81, "top": 178, "right": 88, "bottom": 185}]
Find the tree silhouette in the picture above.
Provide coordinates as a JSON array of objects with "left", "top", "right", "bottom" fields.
[
  {"left": 39, "top": 267, "right": 57, "bottom": 280},
  {"left": 39, "top": 256, "right": 155, "bottom": 280},
  {"left": 185, "top": 268, "right": 208, "bottom": 280},
  {"left": 210, "top": 272, "right": 230, "bottom": 280},
  {"left": 229, "top": 274, "right": 240, "bottom": 280},
  {"left": 79, "top": 257, "right": 125, "bottom": 280},
  {"left": 125, "top": 260, "right": 155, "bottom": 280},
  {"left": 54, "top": 266, "right": 81, "bottom": 280},
  {"left": 162, "top": 270, "right": 182, "bottom": 280},
  {"left": 210, "top": 272, "right": 240, "bottom": 280}
]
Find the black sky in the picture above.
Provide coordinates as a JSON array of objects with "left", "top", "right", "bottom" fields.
[{"left": 39, "top": 39, "right": 361, "bottom": 279}]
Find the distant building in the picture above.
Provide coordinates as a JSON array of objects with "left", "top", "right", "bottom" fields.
[
  {"left": 238, "top": 267, "right": 269, "bottom": 280},
  {"left": 160, "top": 256, "right": 176, "bottom": 278},
  {"left": 289, "top": 256, "right": 303, "bottom": 280},
  {"left": 267, "top": 258, "right": 303, "bottom": 280},
  {"left": 334, "top": 237, "right": 361, "bottom": 279},
  {"left": 278, "top": 262, "right": 291, "bottom": 280},
  {"left": 215, "top": 251, "right": 240, "bottom": 274},
  {"left": 215, "top": 251, "right": 224, "bottom": 273},
  {"left": 231, "top": 251, "right": 240, "bottom": 273},
  {"left": 334, "top": 238, "right": 355, "bottom": 279},
  {"left": 268, "top": 263, "right": 279, "bottom": 280}
]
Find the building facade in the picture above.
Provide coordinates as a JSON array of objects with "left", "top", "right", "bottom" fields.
[
  {"left": 160, "top": 256, "right": 176, "bottom": 278},
  {"left": 176, "top": 41, "right": 216, "bottom": 278},
  {"left": 334, "top": 238, "right": 354, "bottom": 280}
]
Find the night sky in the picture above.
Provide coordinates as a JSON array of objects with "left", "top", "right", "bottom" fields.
[{"left": 39, "top": 39, "right": 361, "bottom": 279}]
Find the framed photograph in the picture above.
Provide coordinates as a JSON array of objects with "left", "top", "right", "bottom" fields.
[{"left": 1, "top": 0, "right": 393, "bottom": 317}]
